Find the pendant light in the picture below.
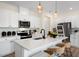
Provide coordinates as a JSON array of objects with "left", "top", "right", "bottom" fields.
[
  {"left": 37, "top": 1, "right": 43, "bottom": 13},
  {"left": 54, "top": 1, "right": 58, "bottom": 16}
]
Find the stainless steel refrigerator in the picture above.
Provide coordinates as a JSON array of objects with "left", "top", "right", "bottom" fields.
[{"left": 57, "top": 22, "right": 72, "bottom": 41}]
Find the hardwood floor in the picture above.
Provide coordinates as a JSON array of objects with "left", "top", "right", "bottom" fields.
[
  {"left": 68, "top": 47, "right": 79, "bottom": 57},
  {"left": 4, "top": 47, "right": 79, "bottom": 57},
  {"left": 61, "top": 47, "right": 79, "bottom": 57},
  {"left": 4, "top": 52, "right": 15, "bottom": 57}
]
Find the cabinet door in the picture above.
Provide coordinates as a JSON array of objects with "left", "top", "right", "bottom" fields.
[
  {"left": 0, "top": 9, "right": 9, "bottom": 27},
  {"left": 10, "top": 41, "right": 15, "bottom": 53},
  {"left": 6, "top": 37, "right": 20, "bottom": 53},
  {"left": 70, "top": 33, "right": 79, "bottom": 48},
  {"left": 0, "top": 3, "right": 18, "bottom": 27},
  {"left": 10, "top": 11, "right": 18, "bottom": 27},
  {"left": 70, "top": 34, "right": 76, "bottom": 46},
  {"left": 0, "top": 40, "right": 12, "bottom": 56},
  {"left": 75, "top": 32, "right": 79, "bottom": 47}
]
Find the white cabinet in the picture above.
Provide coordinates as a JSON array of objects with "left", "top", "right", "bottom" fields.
[
  {"left": 8, "top": 11, "right": 18, "bottom": 27},
  {"left": 0, "top": 40, "right": 11, "bottom": 56},
  {"left": 0, "top": 3, "right": 18, "bottom": 27},
  {"left": 0, "top": 36, "right": 20, "bottom": 56},
  {"left": 74, "top": 32, "right": 79, "bottom": 47},
  {"left": 70, "top": 32, "right": 79, "bottom": 47},
  {"left": 70, "top": 34, "right": 76, "bottom": 46},
  {"left": 0, "top": 9, "right": 9, "bottom": 27}
]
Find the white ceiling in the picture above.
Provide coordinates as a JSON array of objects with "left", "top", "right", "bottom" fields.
[{"left": 1, "top": 1, "right": 79, "bottom": 13}]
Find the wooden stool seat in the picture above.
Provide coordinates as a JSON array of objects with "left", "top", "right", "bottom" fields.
[
  {"left": 44, "top": 46, "right": 65, "bottom": 57},
  {"left": 64, "top": 42, "right": 71, "bottom": 48},
  {"left": 44, "top": 48, "right": 57, "bottom": 55},
  {"left": 56, "top": 43, "right": 66, "bottom": 48},
  {"left": 56, "top": 42, "right": 72, "bottom": 57},
  {"left": 64, "top": 42, "right": 72, "bottom": 56}
]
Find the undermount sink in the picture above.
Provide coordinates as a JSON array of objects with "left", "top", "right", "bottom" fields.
[{"left": 34, "top": 37, "right": 42, "bottom": 40}]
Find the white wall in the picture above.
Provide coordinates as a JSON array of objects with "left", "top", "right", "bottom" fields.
[
  {"left": 41, "top": 12, "right": 51, "bottom": 34},
  {"left": 50, "top": 11, "right": 79, "bottom": 29}
]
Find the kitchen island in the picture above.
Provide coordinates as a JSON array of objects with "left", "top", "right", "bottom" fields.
[{"left": 13, "top": 37, "right": 68, "bottom": 57}]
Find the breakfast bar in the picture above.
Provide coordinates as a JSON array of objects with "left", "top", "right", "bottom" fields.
[{"left": 13, "top": 37, "right": 68, "bottom": 57}]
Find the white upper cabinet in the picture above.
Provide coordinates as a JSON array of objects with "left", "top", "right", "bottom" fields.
[
  {"left": 9, "top": 11, "right": 18, "bottom": 27},
  {"left": 0, "top": 2, "right": 18, "bottom": 27},
  {"left": 19, "top": 7, "right": 30, "bottom": 21},
  {"left": 0, "top": 9, "right": 9, "bottom": 27},
  {"left": 0, "top": 2, "right": 42, "bottom": 28},
  {"left": 18, "top": 7, "right": 41, "bottom": 28}
]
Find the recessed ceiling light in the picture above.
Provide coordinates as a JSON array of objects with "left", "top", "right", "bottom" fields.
[{"left": 69, "top": 8, "right": 73, "bottom": 10}]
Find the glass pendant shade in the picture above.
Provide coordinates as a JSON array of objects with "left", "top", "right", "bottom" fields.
[
  {"left": 54, "top": 1, "right": 58, "bottom": 17},
  {"left": 37, "top": 2, "right": 43, "bottom": 13},
  {"left": 54, "top": 10, "right": 58, "bottom": 16}
]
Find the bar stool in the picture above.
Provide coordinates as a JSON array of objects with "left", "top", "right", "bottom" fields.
[
  {"left": 56, "top": 42, "right": 72, "bottom": 57},
  {"left": 44, "top": 45, "right": 65, "bottom": 57},
  {"left": 44, "top": 48, "right": 57, "bottom": 57},
  {"left": 64, "top": 42, "right": 72, "bottom": 56}
]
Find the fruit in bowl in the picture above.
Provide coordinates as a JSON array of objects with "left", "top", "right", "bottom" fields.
[
  {"left": 48, "top": 31, "right": 57, "bottom": 38},
  {"left": 52, "top": 33, "right": 57, "bottom": 38}
]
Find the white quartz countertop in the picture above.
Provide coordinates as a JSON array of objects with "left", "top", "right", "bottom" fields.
[{"left": 14, "top": 37, "right": 68, "bottom": 51}]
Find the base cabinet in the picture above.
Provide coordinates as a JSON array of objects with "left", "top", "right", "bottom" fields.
[
  {"left": 70, "top": 32, "right": 79, "bottom": 47},
  {"left": 0, "top": 41, "right": 12, "bottom": 56},
  {"left": 0, "top": 37, "right": 20, "bottom": 57}
]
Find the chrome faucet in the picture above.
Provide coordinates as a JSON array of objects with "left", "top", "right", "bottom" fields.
[{"left": 40, "top": 29, "right": 45, "bottom": 39}]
